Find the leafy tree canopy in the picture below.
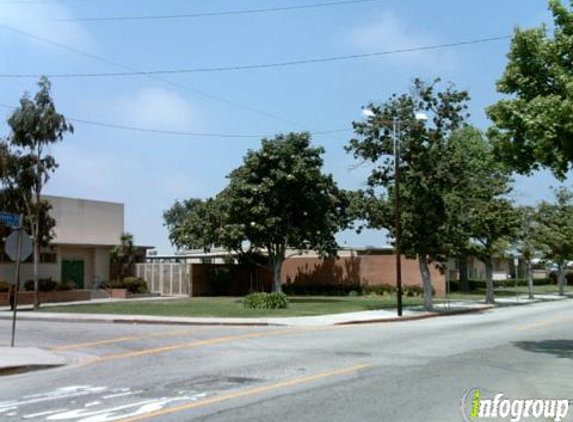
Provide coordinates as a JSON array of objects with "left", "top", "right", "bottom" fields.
[
  {"left": 164, "top": 132, "right": 351, "bottom": 292},
  {"left": 487, "top": 0, "right": 573, "bottom": 179}
]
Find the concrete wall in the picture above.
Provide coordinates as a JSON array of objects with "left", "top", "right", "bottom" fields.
[
  {"left": 46, "top": 195, "right": 124, "bottom": 246},
  {"left": 0, "top": 262, "right": 59, "bottom": 284},
  {"left": 94, "top": 248, "right": 110, "bottom": 285},
  {"left": 282, "top": 255, "right": 447, "bottom": 296}
]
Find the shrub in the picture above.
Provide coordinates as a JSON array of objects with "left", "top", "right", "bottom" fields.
[
  {"left": 362, "top": 284, "right": 396, "bottom": 296},
  {"left": 24, "top": 278, "right": 58, "bottom": 292},
  {"left": 101, "top": 279, "right": 125, "bottom": 289},
  {"left": 403, "top": 285, "right": 424, "bottom": 297},
  {"left": 122, "top": 277, "right": 149, "bottom": 294},
  {"left": 244, "top": 292, "right": 288, "bottom": 309},
  {"left": 56, "top": 281, "right": 75, "bottom": 291},
  {"left": 0, "top": 281, "right": 12, "bottom": 292},
  {"left": 282, "top": 283, "right": 361, "bottom": 296}
]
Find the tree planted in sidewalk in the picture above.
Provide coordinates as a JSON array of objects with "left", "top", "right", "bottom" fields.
[
  {"left": 514, "top": 206, "right": 539, "bottom": 299},
  {"left": 346, "top": 79, "right": 472, "bottom": 311},
  {"left": 446, "top": 127, "right": 518, "bottom": 304},
  {"left": 534, "top": 187, "right": 573, "bottom": 296}
]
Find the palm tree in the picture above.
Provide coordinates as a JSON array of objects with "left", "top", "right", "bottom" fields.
[{"left": 111, "top": 232, "right": 136, "bottom": 280}]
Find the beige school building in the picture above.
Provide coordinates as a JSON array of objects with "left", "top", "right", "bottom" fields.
[{"left": 0, "top": 195, "right": 124, "bottom": 289}]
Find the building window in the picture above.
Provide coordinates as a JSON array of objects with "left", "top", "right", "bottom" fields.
[{"left": 40, "top": 252, "right": 57, "bottom": 264}]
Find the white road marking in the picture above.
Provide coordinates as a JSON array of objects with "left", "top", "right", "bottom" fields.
[{"left": 23, "top": 409, "right": 68, "bottom": 419}]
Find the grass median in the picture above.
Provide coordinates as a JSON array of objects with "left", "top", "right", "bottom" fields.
[{"left": 39, "top": 295, "right": 431, "bottom": 318}]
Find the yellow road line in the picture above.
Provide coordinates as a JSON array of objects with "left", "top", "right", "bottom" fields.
[
  {"left": 51, "top": 327, "right": 220, "bottom": 351},
  {"left": 86, "top": 329, "right": 290, "bottom": 364},
  {"left": 83, "top": 326, "right": 346, "bottom": 365},
  {"left": 112, "top": 363, "right": 372, "bottom": 422},
  {"left": 516, "top": 316, "right": 573, "bottom": 332}
]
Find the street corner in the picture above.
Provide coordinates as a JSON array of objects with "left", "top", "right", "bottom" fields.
[{"left": 0, "top": 346, "right": 69, "bottom": 376}]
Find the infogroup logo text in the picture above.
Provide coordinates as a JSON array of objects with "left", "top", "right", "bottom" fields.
[{"left": 461, "top": 388, "right": 571, "bottom": 422}]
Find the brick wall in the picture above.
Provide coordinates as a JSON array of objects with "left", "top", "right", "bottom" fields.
[
  {"left": 282, "top": 255, "right": 446, "bottom": 297},
  {"left": 0, "top": 290, "right": 92, "bottom": 306}
]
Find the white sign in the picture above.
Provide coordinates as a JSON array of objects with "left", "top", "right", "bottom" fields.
[{"left": 5, "top": 231, "right": 33, "bottom": 262}]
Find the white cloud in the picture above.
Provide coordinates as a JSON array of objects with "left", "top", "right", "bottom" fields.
[
  {"left": 347, "top": 13, "right": 458, "bottom": 72},
  {"left": 107, "top": 88, "right": 200, "bottom": 131},
  {"left": 0, "top": 1, "right": 94, "bottom": 50}
]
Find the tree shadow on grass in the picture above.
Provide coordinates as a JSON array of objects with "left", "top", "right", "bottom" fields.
[{"left": 513, "top": 340, "right": 573, "bottom": 360}]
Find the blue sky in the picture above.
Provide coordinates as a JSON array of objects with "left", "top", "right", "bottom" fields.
[{"left": 0, "top": 0, "right": 567, "bottom": 253}]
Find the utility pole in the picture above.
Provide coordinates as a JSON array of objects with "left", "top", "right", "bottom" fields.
[{"left": 394, "top": 117, "right": 403, "bottom": 317}]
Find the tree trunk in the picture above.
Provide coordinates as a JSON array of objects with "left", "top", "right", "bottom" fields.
[
  {"left": 557, "top": 263, "right": 565, "bottom": 296},
  {"left": 33, "top": 207, "right": 40, "bottom": 310},
  {"left": 418, "top": 255, "right": 433, "bottom": 311},
  {"left": 458, "top": 255, "right": 469, "bottom": 292},
  {"left": 526, "top": 259, "right": 534, "bottom": 300},
  {"left": 485, "top": 259, "right": 495, "bottom": 304},
  {"left": 271, "top": 257, "right": 283, "bottom": 293}
]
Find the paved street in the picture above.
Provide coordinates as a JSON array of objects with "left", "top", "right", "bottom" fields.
[{"left": 1, "top": 300, "right": 572, "bottom": 422}]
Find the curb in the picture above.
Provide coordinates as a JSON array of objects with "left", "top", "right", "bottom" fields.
[
  {"left": 337, "top": 305, "right": 495, "bottom": 325},
  {"left": 0, "top": 314, "right": 276, "bottom": 327},
  {"left": 0, "top": 305, "right": 495, "bottom": 328},
  {"left": 0, "top": 364, "right": 64, "bottom": 377}
]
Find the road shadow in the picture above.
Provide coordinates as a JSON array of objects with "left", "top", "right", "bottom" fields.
[{"left": 513, "top": 340, "right": 573, "bottom": 360}]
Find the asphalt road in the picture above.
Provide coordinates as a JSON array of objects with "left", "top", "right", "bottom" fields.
[{"left": 1, "top": 300, "right": 572, "bottom": 422}]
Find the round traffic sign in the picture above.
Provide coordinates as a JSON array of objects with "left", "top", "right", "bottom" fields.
[{"left": 5, "top": 230, "right": 33, "bottom": 262}]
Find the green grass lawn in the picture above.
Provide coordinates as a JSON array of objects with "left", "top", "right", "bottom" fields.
[
  {"left": 37, "top": 284, "right": 568, "bottom": 318},
  {"left": 40, "top": 295, "right": 432, "bottom": 318}
]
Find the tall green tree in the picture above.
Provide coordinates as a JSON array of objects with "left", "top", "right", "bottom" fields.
[
  {"left": 514, "top": 206, "right": 539, "bottom": 299},
  {"left": 446, "top": 127, "right": 518, "bottom": 303},
  {"left": 164, "top": 133, "right": 351, "bottom": 293},
  {"left": 346, "top": 79, "right": 471, "bottom": 310},
  {"left": 163, "top": 198, "right": 220, "bottom": 252},
  {"left": 487, "top": 0, "right": 573, "bottom": 179},
  {"left": 5, "top": 77, "right": 73, "bottom": 309},
  {"left": 534, "top": 187, "right": 573, "bottom": 295}
]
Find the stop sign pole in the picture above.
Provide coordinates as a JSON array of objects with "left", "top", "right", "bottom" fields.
[{"left": 10, "top": 214, "right": 23, "bottom": 348}]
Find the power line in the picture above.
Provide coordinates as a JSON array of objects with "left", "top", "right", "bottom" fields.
[
  {"left": 0, "top": 23, "right": 305, "bottom": 127},
  {"left": 57, "top": 0, "right": 386, "bottom": 22},
  {"left": 0, "top": 35, "right": 512, "bottom": 79},
  {"left": 0, "top": 103, "right": 351, "bottom": 138}
]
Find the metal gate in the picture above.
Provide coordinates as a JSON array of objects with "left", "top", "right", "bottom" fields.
[{"left": 135, "top": 263, "right": 191, "bottom": 296}]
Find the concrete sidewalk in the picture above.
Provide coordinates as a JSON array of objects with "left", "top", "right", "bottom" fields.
[
  {"left": 0, "top": 347, "right": 68, "bottom": 374},
  {"left": 0, "top": 301, "right": 497, "bottom": 327}
]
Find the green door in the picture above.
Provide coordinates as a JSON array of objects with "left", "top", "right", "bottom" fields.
[{"left": 61, "top": 260, "right": 84, "bottom": 289}]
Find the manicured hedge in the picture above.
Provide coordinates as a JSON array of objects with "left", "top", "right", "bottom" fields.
[
  {"left": 449, "top": 278, "right": 554, "bottom": 292},
  {"left": 283, "top": 283, "right": 362, "bottom": 296},
  {"left": 101, "top": 277, "right": 149, "bottom": 294}
]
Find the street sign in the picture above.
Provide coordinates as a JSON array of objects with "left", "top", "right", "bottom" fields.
[
  {"left": 0, "top": 212, "right": 20, "bottom": 229},
  {"left": 5, "top": 230, "right": 33, "bottom": 262}
]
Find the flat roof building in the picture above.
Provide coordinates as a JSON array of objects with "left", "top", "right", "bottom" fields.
[{"left": 0, "top": 195, "right": 125, "bottom": 289}]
